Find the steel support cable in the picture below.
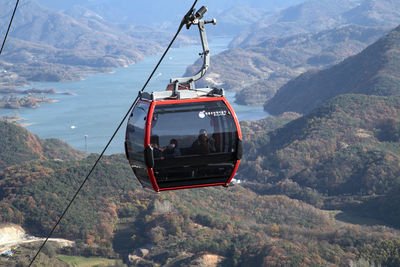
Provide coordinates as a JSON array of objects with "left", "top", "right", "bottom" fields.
[
  {"left": 0, "top": 0, "right": 20, "bottom": 55},
  {"left": 28, "top": 0, "right": 198, "bottom": 265}
]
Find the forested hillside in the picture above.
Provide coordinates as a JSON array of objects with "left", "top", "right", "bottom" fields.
[
  {"left": 0, "top": 121, "right": 83, "bottom": 169},
  {"left": 1, "top": 121, "right": 400, "bottom": 266},
  {"left": 241, "top": 94, "right": 400, "bottom": 227},
  {"left": 265, "top": 24, "right": 400, "bottom": 115}
]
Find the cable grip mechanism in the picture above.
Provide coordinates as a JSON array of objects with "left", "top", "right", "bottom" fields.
[{"left": 171, "top": 6, "right": 216, "bottom": 92}]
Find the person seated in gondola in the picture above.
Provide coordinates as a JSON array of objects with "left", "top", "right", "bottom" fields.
[
  {"left": 163, "top": 139, "right": 181, "bottom": 159},
  {"left": 191, "top": 129, "right": 216, "bottom": 154},
  {"left": 150, "top": 135, "right": 163, "bottom": 159}
]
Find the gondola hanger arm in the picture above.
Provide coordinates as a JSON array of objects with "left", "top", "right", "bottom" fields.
[{"left": 171, "top": 6, "right": 216, "bottom": 88}]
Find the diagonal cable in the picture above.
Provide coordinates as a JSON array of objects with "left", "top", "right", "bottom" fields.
[
  {"left": 28, "top": 0, "right": 197, "bottom": 265},
  {"left": 0, "top": 0, "right": 20, "bottom": 55}
]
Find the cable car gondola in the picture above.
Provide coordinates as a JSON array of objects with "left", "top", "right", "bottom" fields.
[{"left": 125, "top": 6, "right": 242, "bottom": 192}]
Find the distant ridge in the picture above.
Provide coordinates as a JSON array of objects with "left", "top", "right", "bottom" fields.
[
  {"left": 234, "top": 0, "right": 400, "bottom": 48},
  {"left": 187, "top": 24, "right": 388, "bottom": 105},
  {"left": 231, "top": 0, "right": 358, "bottom": 48},
  {"left": 265, "top": 24, "right": 400, "bottom": 115}
]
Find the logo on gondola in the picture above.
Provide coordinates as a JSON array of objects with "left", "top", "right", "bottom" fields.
[
  {"left": 199, "top": 111, "right": 206, "bottom": 118},
  {"left": 207, "top": 110, "right": 227, "bottom": 117},
  {"left": 199, "top": 110, "right": 227, "bottom": 118}
]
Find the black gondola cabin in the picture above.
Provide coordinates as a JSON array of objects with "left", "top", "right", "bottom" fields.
[{"left": 125, "top": 88, "right": 242, "bottom": 191}]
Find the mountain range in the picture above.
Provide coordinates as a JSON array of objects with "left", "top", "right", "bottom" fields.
[
  {"left": 265, "top": 24, "right": 400, "bottom": 114},
  {"left": 195, "top": 24, "right": 388, "bottom": 105},
  {"left": 35, "top": 0, "right": 306, "bottom": 33},
  {"left": 0, "top": 0, "right": 192, "bottom": 87},
  {"left": 231, "top": 0, "right": 361, "bottom": 47},
  {"left": 232, "top": 0, "right": 400, "bottom": 48},
  {"left": 186, "top": 0, "right": 400, "bottom": 105}
]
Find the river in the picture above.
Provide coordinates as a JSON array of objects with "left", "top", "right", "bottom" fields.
[{"left": 0, "top": 37, "right": 269, "bottom": 154}]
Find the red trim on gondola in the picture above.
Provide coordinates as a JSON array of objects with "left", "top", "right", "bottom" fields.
[
  {"left": 146, "top": 168, "right": 159, "bottom": 192},
  {"left": 222, "top": 97, "right": 242, "bottom": 185},
  {"left": 145, "top": 102, "right": 160, "bottom": 192},
  {"left": 144, "top": 101, "right": 154, "bottom": 146},
  {"left": 222, "top": 97, "right": 242, "bottom": 139},
  {"left": 154, "top": 96, "right": 226, "bottom": 105}
]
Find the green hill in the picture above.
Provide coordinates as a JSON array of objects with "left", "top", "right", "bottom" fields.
[
  {"left": 242, "top": 94, "right": 400, "bottom": 224},
  {"left": 0, "top": 121, "right": 43, "bottom": 168},
  {"left": 0, "top": 121, "right": 83, "bottom": 168},
  {"left": 264, "top": 24, "right": 400, "bottom": 114}
]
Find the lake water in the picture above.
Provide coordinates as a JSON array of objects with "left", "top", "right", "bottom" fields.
[{"left": 0, "top": 37, "right": 269, "bottom": 154}]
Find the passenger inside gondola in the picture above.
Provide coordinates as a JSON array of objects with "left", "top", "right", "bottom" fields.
[
  {"left": 191, "top": 129, "right": 216, "bottom": 154},
  {"left": 163, "top": 139, "right": 181, "bottom": 158},
  {"left": 150, "top": 135, "right": 163, "bottom": 159}
]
